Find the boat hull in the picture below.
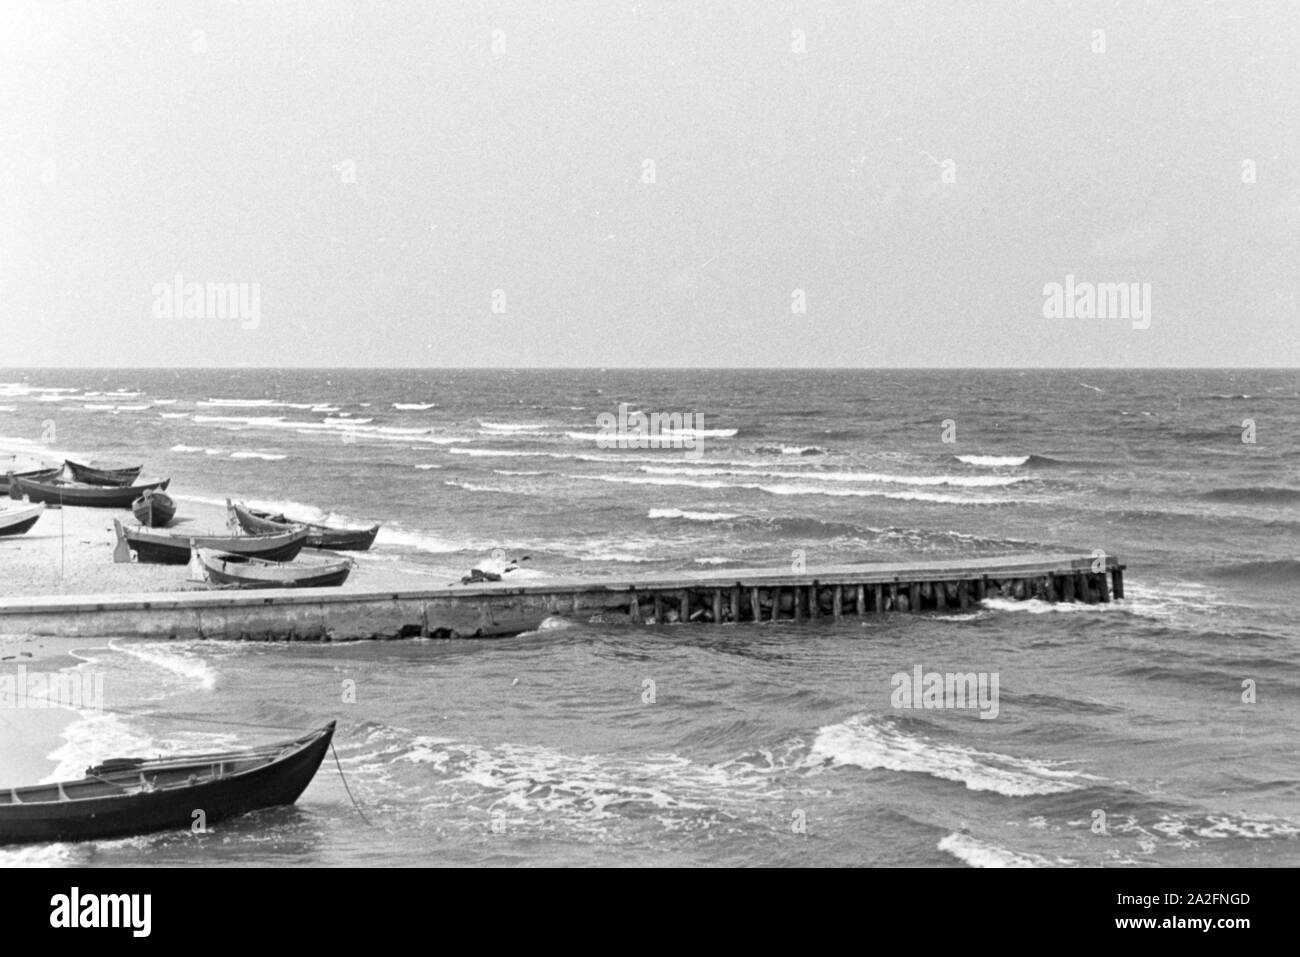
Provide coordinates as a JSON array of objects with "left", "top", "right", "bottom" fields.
[
  {"left": 197, "top": 549, "right": 353, "bottom": 588},
  {"left": 14, "top": 477, "right": 170, "bottom": 509},
  {"left": 132, "top": 491, "right": 177, "bottom": 527},
  {"left": 306, "top": 525, "right": 380, "bottom": 551},
  {"left": 0, "top": 723, "right": 334, "bottom": 845},
  {"left": 65, "top": 460, "right": 143, "bottom": 486},
  {"left": 229, "top": 501, "right": 380, "bottom": 551},
  {"left": 1, "top": 468, "right": 61, "bottom": 496},
  {"left": 117, "top": 521, "right": 308, "bottom": 565},
  {"left": 0, "top": 504, "right": 44, "bottom": 537}
]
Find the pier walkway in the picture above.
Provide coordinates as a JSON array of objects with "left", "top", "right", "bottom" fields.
[{"left": 0, "top": 553, "right": 1124, "bottom": 640}]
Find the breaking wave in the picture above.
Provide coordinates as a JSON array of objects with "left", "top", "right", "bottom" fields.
[{"left": 809, "top": 714, "right": 1100, "bottom": 796}]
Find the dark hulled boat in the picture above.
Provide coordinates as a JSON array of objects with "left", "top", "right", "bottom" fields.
[
  {"left": 65, "top": 460, "right": 144, "bottom": 486},
  {"left": 1, "top": 467, "right": 61, "bottom": 496},
  {"left": 114, "top": 519, "right": 309, "bottom": 565},
  {"left": 12, "top": 476, "right": 170, "bottom": 509},
  {"left": 132, "top": 489, "right": 177, "bottom": 527},
  {"left": 0, "top": 722, "right": 335, "bottom": 845},
  {"left": 0, "top": 503, "right": 45, "bottom": 536},
  {"left": 195, "top": 547, "right": 354, "bottom": 588},
  {"left": 227, "top": 500, "right": 380, "bottom": 551}
]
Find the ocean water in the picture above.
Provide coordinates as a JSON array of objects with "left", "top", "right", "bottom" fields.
[{"left": 1, "top": 368, "right": 1297, "bottom": 867}]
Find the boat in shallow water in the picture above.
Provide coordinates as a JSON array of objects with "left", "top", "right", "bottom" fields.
[
  {"left": 0, "top": 722, "right": 336, "bottom": 845},
  {"left": 227, "top": 499, "right": 380, "bottom": 551}
]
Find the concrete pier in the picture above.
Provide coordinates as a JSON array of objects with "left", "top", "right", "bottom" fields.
[{"left": 0, "top": 552, "right": 1125, "bottom": 641}]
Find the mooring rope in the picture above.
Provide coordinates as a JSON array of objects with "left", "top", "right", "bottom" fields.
[{"left": 329, "top": 739, "right": 371, "bottom": 826}]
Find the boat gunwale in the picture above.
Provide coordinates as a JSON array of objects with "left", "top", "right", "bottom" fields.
[
  {"left": 123, "top": 523, "right": 307, "bottom": 548},
  {"left": 197, "top": 547, "right": 353, "bottom": 574},
  {"left": 194, "top": 547, "right": 354, "bottom": 588},
  {"left": 1, "top": 723, "right": 335, "bottom": 808},
  {"left": 0, "top": 503, "right": 46, "bottom": 523}
]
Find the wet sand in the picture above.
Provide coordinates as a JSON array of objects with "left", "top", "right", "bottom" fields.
[{"left": 0, "top": 635, "right": 93, "bottom": 786}]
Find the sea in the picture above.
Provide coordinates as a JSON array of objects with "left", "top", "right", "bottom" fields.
[{"left": 0, "top": 368, "right": 1297, "bottom": 867}]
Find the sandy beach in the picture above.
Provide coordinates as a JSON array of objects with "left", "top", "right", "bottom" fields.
[
  {"left": 0, "top": 491, "right": 458, "bottom": 790},
  {"left": 0, "top": 635, "right": 97, "bottom": 786},
  {"left": 0, "top": 486, "right": 149, "bottom": 786},
  {"left": 0, "top": 492, "right": 459, "bottom": 599}
]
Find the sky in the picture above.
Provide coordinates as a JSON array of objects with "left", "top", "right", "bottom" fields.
[{"left": 0, "top": 0, "right": 1296, "bottom": 368}]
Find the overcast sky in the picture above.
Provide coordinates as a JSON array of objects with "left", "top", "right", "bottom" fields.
[{"left": 0, "top": 1, "right": 1295, "bottom": 368}]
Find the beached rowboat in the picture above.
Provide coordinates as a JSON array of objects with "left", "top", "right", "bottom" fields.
[
  {"left": 64, "top": 460, "right": 144, "bottom": 486},
  {"left": 0, "top": 503, "right": 45, "bottom": 537},
  {"left": 12, "top": 476, "right": 170, "bottom": 509},
  {"left": 227, "top": 500, "right": 380, "bottom": 551},
  {"left": 114, "top": 519, "right": 308, "bottom": 565},
  {"left": 194, "top": 547, "right": 354, "bottom": 588},
  {"left": 1, "top": 467, "right": 61, "bottom": 496},
  {"left": 132, "top": 489, "right": 177, "bottom": 527},
  {"left": 0, "top": 722, "right": 335, "bottom": 845}
]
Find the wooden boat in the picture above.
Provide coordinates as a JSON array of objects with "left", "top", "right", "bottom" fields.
[
  {"left": 65, "top": 460, "right": 143, "bottom": 486},
  {"left": 131, "top": 489, "right": 176, "bottom": 527},
  {"left": 114, "top": 519, "right": 308, "bottom": 565},
  {"left": 12, "top": 476, "right": 170, "bottom": 509},
  {"left": 1, "top": 467, "right": 61, "bottom": 496},
  {"left": 0, "top": 722, "right": 335, "bottom": 845},
  {"left": 227, "top": 500, "right": 380, "bottom": 551},
  {"left": 0, "top": 503, "right": 45, "bottom": 537},
  {"left": 194, "top": 547, "right": 354, "bottom": 588}
]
